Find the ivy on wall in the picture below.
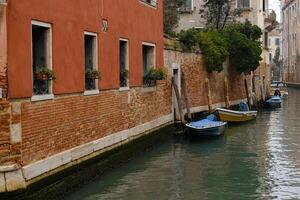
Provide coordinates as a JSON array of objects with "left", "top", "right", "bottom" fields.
[{"left": 178, "top": 21, "right": 262, "bottom": 74}]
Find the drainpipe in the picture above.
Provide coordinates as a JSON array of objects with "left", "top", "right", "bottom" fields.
[
  {"left": 0, "top": 1, "right": 26, "bottom": 194},
  {"left": 0, "top": 0, "right": 8, "bottom": 99}
]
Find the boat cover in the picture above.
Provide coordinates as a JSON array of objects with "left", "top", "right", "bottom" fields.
[
  {"left": 190, "top": 119, "right": 223, "bottom": 128},
  {"left": 266, "top": 96, "right": 281, "bottom": 102}
]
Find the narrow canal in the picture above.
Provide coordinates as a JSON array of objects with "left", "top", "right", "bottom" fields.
[{"left": 14, "top": 88, "right": 300, "bottom": 200}]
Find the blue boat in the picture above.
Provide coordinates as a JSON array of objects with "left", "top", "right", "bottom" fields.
[
  {"left": 266, "top": 96, "right": 282, "bottom": 108},
  {"left": 185, "top": 115, "right": 227, "bottom": 136}
]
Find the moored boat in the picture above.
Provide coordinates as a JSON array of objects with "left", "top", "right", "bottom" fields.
[
  {"left": 216, "top": 108, "right": 258, "bottom": 122},
  {"left": 266, "top": 96, "right": 282, "bottom": 108},
  {"left": 185, "top": 119, "right": 227, "bottom": 136}
]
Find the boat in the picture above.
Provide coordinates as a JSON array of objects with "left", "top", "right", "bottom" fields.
[
  {"left": 271, "top": 81, "right": 288, "bottom": 98},
  {"left": 185, "top": 118, "right": 227, "bottom": 136},
  {"left": 216, "top": 108, "right": 258, "bottom": 122},
  {"left": 265, "top": 96, "right": 282, "bottom": 108}
]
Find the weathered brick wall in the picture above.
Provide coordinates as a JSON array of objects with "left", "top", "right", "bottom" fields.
[
  {"left": 6, "top": 47, "right": 248, "bottom": 168},
  {"left": 20, "top": 83, "right": 171, "bottom": 165},
  {"left": 164, "top": 49, "right": 248, "bottom": 109}
]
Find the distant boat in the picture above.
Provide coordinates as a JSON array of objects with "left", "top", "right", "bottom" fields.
[
  {"left": 271, "top": 81, "right": 288, "bottom": 98},
  {"left": 185, "top": 118, "right": 227, "bottom": 136},
  {"left": 266, "top": 96, "right": 282, "bottom": 108},
  {"left": 216, "top": 108, "right": 258, "bottom": 122}
]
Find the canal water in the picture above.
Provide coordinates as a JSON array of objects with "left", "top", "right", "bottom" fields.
[{"left": 12, "top": 88, "right": 300, "bottom": 200}]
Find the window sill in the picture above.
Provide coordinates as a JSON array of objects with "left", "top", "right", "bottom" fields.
[
  {"left": 31, "top": 94, "right": 54, "bottom": 102},
  {"left": 119, "top": 87, "right": 130, "bottom": 92},
  {"left": 141, "top": 86, "right": 157, "bottom": 93},
  {"left": 84, "top": 90, "right": 100, "bottom": 96}
]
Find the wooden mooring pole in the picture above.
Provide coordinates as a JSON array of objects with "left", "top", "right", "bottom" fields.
[
  {"left": 172, "top": 77, "right": 184, "bottom": 124},
  {"left": 205, "top": 78, "right": 213, "bottom": 113},
  {"left": 181, "top": 73, "right": 192, "bottom": 122},
  {"left": 244, "top": 78, "right": 251, "bottom": 106},
  {"left": 224, "top": 76, "right": 230, "bottom": 109}
]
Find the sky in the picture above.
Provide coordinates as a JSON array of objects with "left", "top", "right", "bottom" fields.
[{"left": 269, "top": 0, "right": 281, "bottom": 21}]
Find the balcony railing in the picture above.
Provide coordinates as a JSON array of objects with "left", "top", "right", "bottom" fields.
[{"left": 140, "top": 0, "right": 157, "bottom": 8}]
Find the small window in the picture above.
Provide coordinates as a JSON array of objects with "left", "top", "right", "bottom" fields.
[
  {"left": 142, "top": 43, "right": 155, "bottom": 75},
  {"left": 237, "top": 0, "right": 250, "bottom": 8},
  {"left": 140, "top": 0, "right": 157, "bottom": 7},
  {"left": 120, "top": 39, "right": 129, "bottom": 88},
  {"left": 269, "top": 53, "right": 272, "bottom": 63},
  {"left": 84, "top": 32, "right": 98, "bottom": 91},
  {"left": 275, "top": 38, "right": 280, "bottom": 45},
  {"left": 179, "top": 0, "right": 193, "bottom": 12},
  {"left": 32, "top": 21, "right": 52, "bottom": 96},
  {"left": 142, "top": 43, "right": 156, "bottom": 86}
]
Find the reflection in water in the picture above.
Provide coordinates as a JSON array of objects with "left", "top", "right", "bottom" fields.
[
  {"left": 29, "top": 89, "right": 300, "bottom": 200},
  {"left": 265, "top": 89, "right": 300, "bottom": 199}
]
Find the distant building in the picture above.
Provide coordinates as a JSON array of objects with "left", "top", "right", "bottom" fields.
[
  {"left": 281, "top": 0, "right": 300, "bottom": 84},
  {"left": 268, "top": 25, "right": 282, "bottom": 81}
]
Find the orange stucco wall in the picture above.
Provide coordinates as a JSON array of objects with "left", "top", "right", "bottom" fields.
[{"left": 6, "top": 0, "right": 164, "bottom": 98}]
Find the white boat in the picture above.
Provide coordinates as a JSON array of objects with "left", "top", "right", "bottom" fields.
[{"left": 185, "top": 119, "right": 227, "bottom": 136}]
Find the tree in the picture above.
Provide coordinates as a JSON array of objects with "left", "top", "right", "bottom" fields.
[
  {"left": 224, "top": 22, "right": 263, "bottom": 74},
  {"left": 163, "top": 0, "right": 183, "bottom": 34},
  {"left": 199, "top": 0, "right": 238, "bottom": 30}
]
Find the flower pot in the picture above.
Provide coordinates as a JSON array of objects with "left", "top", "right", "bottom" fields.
[{"left": 35, "top": 73, "right": 50, "bottom": 81}]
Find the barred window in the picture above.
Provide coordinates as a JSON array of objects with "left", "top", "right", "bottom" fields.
[
  {"left": 237, "top": 0, "right": 250, "bottom": 8},
  {"left": 179, "top": 0, "right": 193, "bottom": 12}
]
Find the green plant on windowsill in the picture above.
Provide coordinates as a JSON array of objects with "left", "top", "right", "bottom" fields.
[
  {"left": 85, "top": 68, "right": 101, "bottom": 79},
  {"left": 120, "top": 68, "right": 129, "bottom": 80},
  {"left": 34, "top": 67, "right": 56, "bottom": 81},
  {"left": 143, "top": 67, "right": 166, "bottom": 87}
]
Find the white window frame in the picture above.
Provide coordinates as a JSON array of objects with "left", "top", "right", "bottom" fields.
[
  {"left": 83, "top": 31, "right": 99, "bottom": 96},
  {"left": 142, "top": 41, "right": 156, "bottom": 69},
  {"left": 119, "top": 38, "right": 130, "bottom": 90},
  {"left": 31, "top": 20, "right": 54, "bottom": 102},
  {"left": 139, "top": 0, "right": 157, "bottom": 9}
]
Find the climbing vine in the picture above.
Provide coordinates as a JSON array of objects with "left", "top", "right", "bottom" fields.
[{"left": 178, "top": 21, "right": 262, "bottom": 74}]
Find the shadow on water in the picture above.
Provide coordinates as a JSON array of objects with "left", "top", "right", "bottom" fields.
[{"left": 4, "top": 88, "right": 300, "bottom": 200}]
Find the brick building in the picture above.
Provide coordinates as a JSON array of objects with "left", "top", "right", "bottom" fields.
[{"left": 0, "top": 0, "right": 248, "bottom": 194}]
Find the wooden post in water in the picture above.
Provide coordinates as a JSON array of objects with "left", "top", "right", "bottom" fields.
[
  {"left": 172, "top": 77, "right": 184, "bottom": 124},
  {"left": 205, "top": 78, "right": 213, "bottom": 113},
  {"left": 224, "top": 76, "right": 230, "bottom": 108},
  {"left": 181, "top": 73, "right": 192, "bottom": 122},
  {"left": 244, "top": 78, "right": 251, "bottom": 106}
]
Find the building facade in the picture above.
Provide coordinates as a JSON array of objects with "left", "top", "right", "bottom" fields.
[
  {"left": 282, "top": 0, "right": 300, "bottom": 84},
  {"left": 0, "top": 0, "right": 249, "bottom": 194},
  {"left": 268, "top": 26, "right": 282, "bottom": 81}
]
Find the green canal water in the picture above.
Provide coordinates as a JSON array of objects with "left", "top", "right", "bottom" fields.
[{"left": 11, "top": 88, "right": 300, "bottom": 200}]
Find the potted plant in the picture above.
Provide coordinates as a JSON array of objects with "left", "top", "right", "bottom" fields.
[
  {"left": 120, "top": 68, "right": 129, "bottom": 87},
  {"left": 85, "top": 68, "right": 100, "bottom": 79},
  {"left": 143, "top": 67, "right": 166, "bottom": 87},
  {"left": 34, "top": 67, "right": 56, "bottom": 81}
]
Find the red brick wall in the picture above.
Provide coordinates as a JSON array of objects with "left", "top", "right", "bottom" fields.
[
  {"left": 20, "top": 83, "right": 171, "bottom": 165},
  {"left": 164, "top": 49, "right": 248, "bottom": 109}
]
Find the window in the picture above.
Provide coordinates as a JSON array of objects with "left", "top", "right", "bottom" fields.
[
  {"left": 269, "top": 53, "right": 272, "bottom": 63},
  {"left": 142, "top": 43, "right": 155, "bottom": 77},
  {"left": 275, "top": 38, "right": 280, "bottom": 45},
  {"left": 32, "top": 21, "right": 52, "bottom": 96},
  {"left": 237, "top": 0, "right": 250, "bottom": 9},
  {"left": 84, "top": 32, "right": 98, "bottom": 92},
  {"left": 264, "top": 32, "right": 268, "bottom": 48},
  {"left": 120, "top": 39, "right": 129, "bottom": 88},
  {"left": 140, "top": 0, "right": 157, "bottom": 7},
  {"left": 179, "top": 0, "right": 193, "bottom": 12}
]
